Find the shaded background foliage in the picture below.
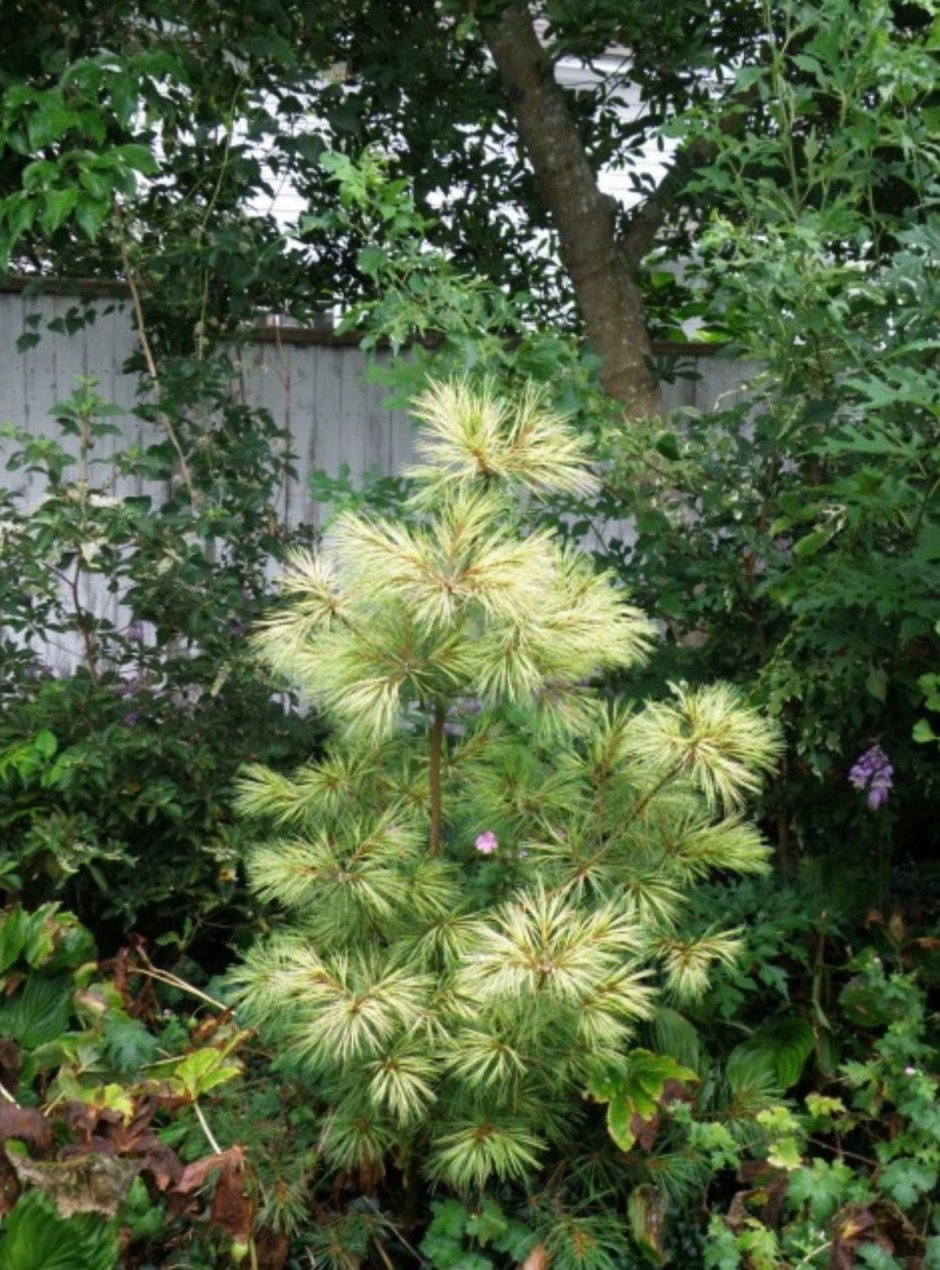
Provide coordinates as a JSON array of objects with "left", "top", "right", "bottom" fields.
[{"left": 0, "top": 0, "right": 938, "bottom": 1265}]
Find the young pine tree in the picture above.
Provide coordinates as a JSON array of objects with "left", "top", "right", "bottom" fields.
[{"left": 231, "top": 380, "right": 780, "bottom": 1247}]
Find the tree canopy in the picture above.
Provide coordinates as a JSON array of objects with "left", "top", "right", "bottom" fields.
[{"left": 3, "top": 1, "right": 937, "bottom": 407}]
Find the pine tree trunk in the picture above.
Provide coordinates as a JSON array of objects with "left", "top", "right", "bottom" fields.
[{"left": 482, "top": 4, "right": 664, "bottom": 418}]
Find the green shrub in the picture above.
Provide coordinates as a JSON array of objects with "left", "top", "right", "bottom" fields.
[
  {"left": 0, "top": 378, "right": 319, "bottom": 942},
  {"left": 231, "top": 380, "right": 780, "bottom": 1261}
]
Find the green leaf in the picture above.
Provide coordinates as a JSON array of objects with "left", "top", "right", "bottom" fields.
[
  {"left": 879, "top": 1159, "right": 937, "bottom": 1209},
  {"left": 33, "top": 730, "right": 57, "bottom": 759},
  {"left": 74, "top": 197, "right": 109, "bottom": 241},
  {"left": 427, "top": 1199, "right": 470, "bottom": 1241},
  {"left": 0, "top": 910, "right": 29, "bottom": 974},
  {"left": 649, "top": 1007, "right": 701, "bottom": 1071},
  {"left": 0, "top": 1190, "right": 119, "bottom": 1270},
  {"left": 110, "top": 143, "right": 158, "bottom": 175},
  {"left": 655, "top": 432, "right": 681, "bottom": 461},
  {"left": 588, "top": 1050, "right": 698, "bottom": 1152},
  {"left": 726, "top": 1016, "right": 813, "bottom": 1092},
  {"left": 0, "top": 972, "right": 73, "bottom": 1047},
  {"left": 102, "top": 1014, "right": 158, "bottom": 1072},
  {"left": 167, "top": 1046, "right": 241, "bottom": 1099},
  {"left": 766, "top": 1136, "right": 802, "bottom": 1171},
  {"left": 792, "top": 528, "right": 830, "bottom": 559},
  {"left": 356, "top": 244, "right": 388, "bottom": 277},
  {"left": 40, "top": 187, "right": 79, "bottom": 235},
  {"left": 804, "top": 1093, "right": 847, "bottom": 1119},
  {"left": 465, "top": 1198, "right": 509, "bottom": 1246},
  {"left": 865, "top": 665, "right": 888, "bottom": 704}
]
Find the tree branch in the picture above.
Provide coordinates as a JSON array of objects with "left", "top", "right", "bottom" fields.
[
  {"left": 118, "top": 236, "right": 197, "bottom": 501},
  {"left": 482, "top": 3, "right": 663, "bottom": 417}
]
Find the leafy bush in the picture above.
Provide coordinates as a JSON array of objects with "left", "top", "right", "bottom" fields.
[
  {"left": 0, "top": 378, "right": 319, "bottom": 941},
  {"left": 231, "top": 380, "right": 780, "bottom": 1260},
  {"left": 700, "top": 961, "right": 940, "bottom": 1269},
  {"left": 547, "top": 0, "right": 940, "bottom": 872}
]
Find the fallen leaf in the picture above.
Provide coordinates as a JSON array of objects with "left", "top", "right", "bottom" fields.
[
  {"left": 519, "top": 1241, "right": 550, "bottom": 1270},
  {"left": 10, "top": 1152, "right": 141, "bottom": 1218},
  {"left": 0, "top": 1105, "right": 55, "bottom": 1156},
  {"left": 174, "top": 1145, "right": 253, "bottom": 1242}
]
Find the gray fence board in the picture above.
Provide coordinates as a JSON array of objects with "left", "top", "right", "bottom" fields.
[{"left": 0, "top": 289, "right": 755, "bottom": 671}]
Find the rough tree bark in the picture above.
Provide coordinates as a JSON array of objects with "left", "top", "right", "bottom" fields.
[{"left": 482, "top": 4, "right": 666, "bottom": 418}]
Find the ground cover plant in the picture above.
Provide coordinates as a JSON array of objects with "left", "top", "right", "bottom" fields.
[
  {"left": 231, "top": 379, "right": 781, "bottom": 1264},
  {"left": 0, "top": 903, "right": 260, "bottom": 1267}
]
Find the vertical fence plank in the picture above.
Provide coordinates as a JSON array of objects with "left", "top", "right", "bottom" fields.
[{"left": 1, "top": 289, "right": 754, "bottom": 670}]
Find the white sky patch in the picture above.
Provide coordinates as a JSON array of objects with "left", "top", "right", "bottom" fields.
[{"left": 247, "top": 49, "right": 675, "bottom": 234}]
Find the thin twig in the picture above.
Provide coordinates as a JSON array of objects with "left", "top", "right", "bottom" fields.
[
  {"left": 118, "top": 237, "right": 196, "bottom": 499},
  {"left": 131, "top": 963, "right": 229, "bottom": 1013},
  {"left": 428, "top": 701, "right": 446, "bottom": 855},
  {"left": 807, "top": 1137, "right": 878, "bottom": 1168}
]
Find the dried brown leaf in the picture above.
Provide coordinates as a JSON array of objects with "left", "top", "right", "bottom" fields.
[
  {"left": 10, "top": 1152, "right": 141, "bottom": 1218},
  {"left": 0, "top": 1105, "right": 54, "bottom": 1156},
  {"left": 519, "top": 1242, "right": 550, "bottom": 1270}
]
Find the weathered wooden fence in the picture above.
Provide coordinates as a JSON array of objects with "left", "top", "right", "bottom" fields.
[
  {"left": 0, "top": 285, "right": 754, "bottom": 516},
  {"left": 0, "top": 283, "right": 754, "bottom": 671}
]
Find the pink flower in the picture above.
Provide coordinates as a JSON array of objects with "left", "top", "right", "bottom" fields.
[{"left": 475, "top": 830, "right": 498, "bottom": 855}]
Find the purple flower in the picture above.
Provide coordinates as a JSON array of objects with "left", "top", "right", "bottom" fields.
[
  {"left": 475, "top": 830, "right": 498, "bottom": 855},
  {"left": 849, "top": 745, "right": 893, "bottom": 811},
  {"left": 126, "top": 621, "right": 144, "bottom": 643},
  {"left": 123, "top": 711, "right": 140, "bottom": 726}
]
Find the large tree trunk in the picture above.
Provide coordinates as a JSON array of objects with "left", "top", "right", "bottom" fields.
[{"left": 482, "top": 3, "right": 664, "bottom": 418}]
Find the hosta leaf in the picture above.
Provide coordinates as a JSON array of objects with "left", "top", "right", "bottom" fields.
[
  {"left": 0, "top": 1191, "right": 119, "bottom": 1270},
  {"left": 0, "top": 909, "right": 29, "bottom": 974},
  {"left": 726, "top": 1016, "right": 813, "bottom": 1092},
  {"left": 0, "top": 973, "right": 73, "bottom": 1047},
  {"left": 648, "top": 1007, "right": 701, "bottom": 1071}
]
